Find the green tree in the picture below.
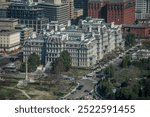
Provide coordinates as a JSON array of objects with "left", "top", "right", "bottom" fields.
[
  {"left": 143, "top": 79, "right": 150, "bottom": 97},
  {"left": 115, "top": 87, "right": 133, "bottom": 100},
  {"left": 28, "top": 53, "right": 40, "bottom": 72},
  {"left": 125, "top": 33, "right": 136, "bottom": 47},
  {"left": 120, "top": 55, "right": 131, "bottom": 68},
  {"left": 99, "top": 79, "right": 114, "bottom": 99},
  {"left": 59, "top": 50, "right": 71, "bottom": 71},
  {"left": 105, "top": 64, "right": 115, "bottom": 78},
  {"left": 51, "top": 50, "right": 71, "bottom": 73},
  {"left": 20, "top": 62, "right": 26, "bottom": 72},
  {"left": 20, "top": 53, "right": 40, "bottom": 72}
]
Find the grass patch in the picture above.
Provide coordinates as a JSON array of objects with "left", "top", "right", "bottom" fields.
[
  {"left": 0, "top": 77, "right": 77, "bottom": 100},
  {"left": 62, "top": 68, "right": 91, "bottom": 78}
]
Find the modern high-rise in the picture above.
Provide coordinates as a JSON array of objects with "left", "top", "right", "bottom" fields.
[
  {"left": 38, "top": 0, "right": 69, "bottom": 25},
  {"left": 0, "top": 2, "right": 10, "bottom": 18},
  {"left": 7, "top": 2, "right": 49, "bottom": 33},
  {"left": 136, "top": 0, "right": 150, "bottom": 19},
  {"left": 88, "top": 0, "right": 135, "bottom": 25},
  {"left": 62, "top": 0, "right": 74, "bottom": 19}
]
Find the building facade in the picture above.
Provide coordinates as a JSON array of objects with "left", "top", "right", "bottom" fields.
[
  {"left": 38, "top": 2, "right": 69, "bottom": 25},
  {"left": 0, "top": 18, "right": 18, "bottom": 31},
  {"left": 107, "top": 0, "right": 135, "bottom": 24},
  {"left": 0, "top": 0, "right": 7, "bottom": 3},
  {"left": 0, "top": 18, "right": 33, "bottom": 44},
  {"left": 135, "top": 0, "right": 150, "bottom": 20},
  {"left": 0, "top": 31, "right": 20, "bottom": 52},
  {"left": 7, "top": 2, "right": 49, "bottom": 33},
  {"left": 123, "top": 24, "right": 150, "bottom": 38},
  {"left": 23, "top": 34, "right": 46, "bottom": 64},
  {"left": 15, "top": 25, "right": 33, "bottom": 44},
  {"left": 74, "top": 8, "right": 83, "bottom": 19},
  {"left": 74, "top": 0, "right": 88, "bottom": 19},
  {"left": 23, "top": 17, "right": 124, "bottom": 68},
  {"left": 88, "top": 0, "right": 135, "bottom": 25},
  {"left": 62, "top": 0, "right": 74, "bottom": 20},
  {"left": 0, "top": 3, "right": 10, "bottom": 18}
]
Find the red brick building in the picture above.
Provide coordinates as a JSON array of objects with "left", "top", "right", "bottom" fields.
[
  {"left": 88, "top": 0, "right": 135, "bottom": 25},
  {"left": 123, "top": 24, "right": 150, "bottom": 39},
  {"left": 88, "top": 0, "right": 108, "bottom": 18}
]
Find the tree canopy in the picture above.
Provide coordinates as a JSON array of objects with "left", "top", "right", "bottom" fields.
[
  {"left": 120, "top": 55, "right": 131, "bottom": 68},
  {"left": 125, "top": 33, "right": 136, "bottom": 47},
  {"left": 20, "top": 53, "right": 40, "bottom": 72},
  {"left": 51, "top": 50, "right": 71, "bottom": 73},
  {"left": 97, "top": 57, "right": 150, "bottom": 100}
]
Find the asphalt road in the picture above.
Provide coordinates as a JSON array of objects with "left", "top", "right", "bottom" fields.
[{"left": 63, "top": 77, "right": 97, "bottom": 100}]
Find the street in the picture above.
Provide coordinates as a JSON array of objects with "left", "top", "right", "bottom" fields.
[{"left": 62, "top": 43, "right": 142, "bottom": 100}]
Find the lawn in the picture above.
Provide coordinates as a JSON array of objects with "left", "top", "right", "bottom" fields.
[
  {"left": 62, "top": 68, "right": 91, "bottom": 78},
  {"left": 0, "top": 79, "right": 77, "bottom": 100}
]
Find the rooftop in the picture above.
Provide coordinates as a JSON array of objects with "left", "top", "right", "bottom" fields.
[
  {"left": 123, "top": 24, "right": 150, "bottom": 28},
  {"left": 89, "top": 0, "right": 131, "bottom": 3},
  {"left": 0, "top": 30, "right": 19, "bottom": 36},
  {"left": 38, "top": 2, "right": 68, "bottom": 7},
  {"left": 0, "top": 18, "right": 18, "bottom": 22}
]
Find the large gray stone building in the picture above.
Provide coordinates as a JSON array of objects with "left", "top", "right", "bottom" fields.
[{"left": 23, "top": 18, "right": 124, "bottom": 68}]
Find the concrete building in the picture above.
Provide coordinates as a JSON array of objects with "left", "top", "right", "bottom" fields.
[
  {"left": 0, "top": 31, "right": 20, "bottom": 52},
  {"left": 74, "top": 0, "right": 88, "bottom": 19},
  {"left": 88, "top": 0, "right": 135, "bottom": 25},
  {"left": 0, "top": 18, "right": 18, "bottom": 31},
  {"left": 44, "top": 0, "right": 62, "bottom": 4},
  {"left": 135, "top": 0, "right": 150, "bottom": 20},
  {"left": 0, "top": 0, "right": 7, "bottom": 3},
  {"left": 62, "top": 0, "right": 74, "bottom": 20},
  {"left": 15, "top": 25, "right": 33, "bottom": 44},
  {"left": 0, "top": 2, "right": 10, "bottom": 18},
  {"left": 123, "top": 24, "right": 150, "bottom": 38},
  {"left": 7, "top": 2, "right": 49, "bottom": 33},
  {"left": 74, "top": 8, "right": 83, "bottom": 19},
  {"left": 38, "top": 1, "right": 69, "bottom": 25},
  {"left": 0, "top": 18, "right": 33, "bottom": 44}
]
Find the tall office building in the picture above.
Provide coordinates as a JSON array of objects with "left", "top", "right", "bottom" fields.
[
  {"left": 0, "top": 2, "right": 10, "bottom": 18},
  {"left": 7, "top": 2, "right": 49, "bottom": 33},
  {"left": 74, "top": 0, "right": 88, "bottom": 19},
  {"left": 62, "top": 0, "right": 74, "bottom": 20},
  {"left": 136, "top": 0, "right": 150, "bottom": 19},
  {"left": 88, "top": 0, "right": 135, "bottom": 25},
  {"left": 38, "top": 0, "right": 69, "bottom": 25}
]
